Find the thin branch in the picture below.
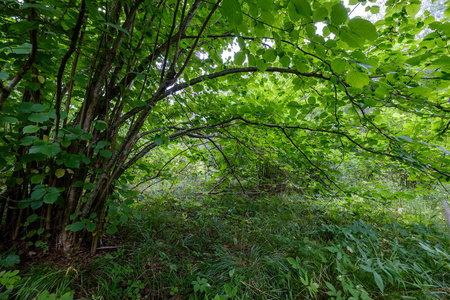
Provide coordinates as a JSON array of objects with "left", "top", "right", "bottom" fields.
[
  {"left": 54, "top": 0, "right": 86, "bottom": 141},
  {"left": 119, "top": 67, "right": 326, "bottom": 124}
]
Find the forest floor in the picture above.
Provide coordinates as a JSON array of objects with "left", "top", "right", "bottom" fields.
[{"left": 2, "top": 191, "right": 450, "bottom": 299}]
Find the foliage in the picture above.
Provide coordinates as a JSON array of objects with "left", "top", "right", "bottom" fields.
[{"left": 1, "top": 0, "right": 450, "bottom": 254}]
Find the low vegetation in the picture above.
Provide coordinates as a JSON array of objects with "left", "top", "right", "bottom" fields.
[{"left": 2, "top": 169, "right": 450, "bottom": 299}]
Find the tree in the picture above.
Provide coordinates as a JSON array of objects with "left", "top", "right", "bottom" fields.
[{"left": 0, "top": 0, "right": 449, "bottom": 254}]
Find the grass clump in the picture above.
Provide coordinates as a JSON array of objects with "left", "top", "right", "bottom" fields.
[{"left": 2, "top": 191, "right": 450, "bottom": 299}]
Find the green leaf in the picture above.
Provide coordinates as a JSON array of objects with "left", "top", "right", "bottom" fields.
[
  {"left": 256, "top": 59, "right": 269, "bottom": 71},
  {"left": 30, "top": 104, "right": 48, "bottom": 112},
  {"left": 221, "top": 0, "right": 243, "bottom": 26},
  {"left": 330, "top": 3, "right": 347, "bottom": 26},
  {"left": 85, "top": 182, "right": 95, "bottom": 190},
  {"left": 262, "top": 49, "right": 277, "bottom": 62},
  {"left": 348, "top": 18, "right": 378, "bottom": 41},
  {"left": 260, "top": 11, "right": 274, "bottom": 25},
  {"left": 55, "top": 169, "right": 65, "bottom": 178},
  {"left": 86, "top": 222, "right": 96, "bottom": 232},
  {"left": 155, "top": 135, "right": 164, "bottom": 145},
  {"left": 30, "top": 174, "right": 45, "bottom": 184},
  {"left": 22, "top": 3, "right": 62, "bottom": 15},
  {"left": 100, "top": 149, "right": 112, "bottom": 158},
  {"left": 10, "top": 43, "right": 32, "bottom": 54},
  {"left": 291, "top": 0, "right": 312, "bottom": 17},
  {"left": 288, "top": 1, "right": 301, "bottom": 21},
  {"left": 0, "top": 157, "right": 6, "bottom": 169},
  {"left": 0, "top": 116, "right": 19, "bottom": 123},
  {"left": 0, "top": 70, "right": 8, "bottom": 81},
  {"left": 398, "top": 135, "right": 413, "bottom": 143},
  {"left": 107, "top": 225, "right": 118, "bottom": 235},
  {"left": 42, "top": 144, "right": 61, "bottom": 156},
  {"left": 31, "top": 188, "right": 46, "bottom": 199},
  {"left": 67, "top": 222, "right": 85, "bottom": 232},
  {"left": 105, "top": 22, "right": 129, "bottom": 35},
  {"left": 430, "top": 56, "right": 450, "bottom": 67},
  {"left": 258, "top": 0, "right": 273, "bottom": 11},
  {"left": 406, "top": 4, "right": 420, "bottom": 17},
  {"left": 280, "top": 56, "right": 290, "bottom": 68},
  {"left": 95, "top": 120, "right": 107, "bottom": 131},
  {"left": 346, "top": 70, "right": 369, "bottom": 88},
  {"left": 23, "top": 125, "right": 40, "bottom": 133},
  {"left": 373, "top": 271, "right": 384, "bottom": 293},
  {"left": 234, "top": 52, "right": 245, "bottom": 65},
  {"left": 435, "top": 145, "right": 450, "bottom": 155},
  {"left": 331, "top": 58, "right": 347, "bottom": 73},
  {"left": 312, "top": 7, "right": 328, "bottom": 22},
  {"left": 340, "top": 31, "right": 364, "bottom": 48},
  {"left": 27, "top": 214, "right": 39, "bottom": 223},
  {"left": 254, "top": 22, "right": 265, "bottom": 38},
  {"left": 43, "top": 192, "right": 58, "bottom": 204},
  {"left": 370, "top": 6, "right": 380, "bottom": 14}
]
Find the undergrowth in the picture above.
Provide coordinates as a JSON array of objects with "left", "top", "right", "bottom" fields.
[{"left": 2, "top": 189, "right": 449, "bottom": 299}]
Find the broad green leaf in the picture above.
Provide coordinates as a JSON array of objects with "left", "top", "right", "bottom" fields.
[
  {"left": 255, "top": 23, "right": 265, "bottom": 38},
  {"left": 31, "top": 188, "right": 46, "bottom": 199},
  {"left": 10, "top": 43, "right": 32, "bottom": 54},
  {"left": 23, "top": 125, "right": 40, "bottom": 133},
  {"left": 27, "top": 214, "right": 39, "bottom": 223},
  {"left": 67, "top": 222, "right": 85, "bottom": 232},
  {"left": 30, "top": 174, "right": 45, "bottom": 184},
  {"left": 330, "top": 3, "right": 347, "bottom": 26},
  {"left": 44, "top": 144, "right": 60, "bottom": 156},
  {"left": 288, "top": 1, "right": 301, "bottom": 21},
  {"left": 312, "top": 7, "right": 328, "bottom": 22},
  {"left": 262, "top": 49, "right": 277, "bottom": 62},
  {"left": 0, "top": 116, "right": 18, "bottom": 123},
  {"left": 221, "top": 0, "right": 243, "bottom": 26},
  {"left": 100, "top": 149, "right": 112, "bottom": 158},
  {"left": 30, "top": 104, "right": 48, "bottom": 112},
  {"left": 258, "top": 0, "right": 273, "bottom": 11},
  {"left": 0, "top": 70, "right": 8, "bottom": 80},
  {"left": 260, "top": 11, "right": 274, "bottom": 25},
  {"left": 346, "top": 70, "right": 369, "bottom": 88},
  {"left": 348, "top": 18, "right": 378, "bottom": 41},
  {"left": 22, "top": 3, "right": 62, "bottom": 15},
  {"left": 406, "top": 4, "right": 420, "bottom": 17},
  {"left": 28, "top": 113, "right": 49, "bottom": 123},
  {"left": 340, "top": 31, "right": 364, "bottom": 48},
  {"left": 370, "top": 6, "right": 380, "bottom": 14},
  {"left": 430, "top": 56, "right": 450, "bottom": 67},
  {"left": 107, "top": 225, "right": 118, "bottom": 234},
  {"left": 292, "top": 0, "right": 312, "bottom": 17},
  {"left": 95, "top": 121, "right": 107, "bottom": 131},
  {"left": 256, "top": 59, "right": 269, "bottom": 71},
  {"left": 155, "top": 135, "right": 164, "bottom": 145},
  {"left": 43, "top": 192, "right": 58, "bottom": 204},
  {"left": 55, "top": 169, "right": 65, "bottom": 178},
  {"left": 86, "top": 222, "right": 96, "bottom": 232},
  {"left": 234, "top": 52, "right": 245, "bottom": 65},
  {"left": 280, "top": 56, "right": 290, "bottom": 68},
  {"left": 85, "top": 182, "right": 95, "bottom": 190},
  {"left": 373, "top": 271, "right": 384, "bottom": 293},
  {"left": 331, "top": 58, "right": 347, "bottom": 73}
]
